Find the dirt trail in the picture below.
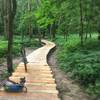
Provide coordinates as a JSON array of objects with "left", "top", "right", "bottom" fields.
[{"left": 48, "top": 52, "right": 92, "bottom": 100}]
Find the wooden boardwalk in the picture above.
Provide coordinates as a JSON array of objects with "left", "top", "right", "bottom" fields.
[{"left": 0, "top": 40, "right": 60, "bottom": 100}]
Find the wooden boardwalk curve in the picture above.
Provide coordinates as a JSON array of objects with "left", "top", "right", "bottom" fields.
[{"left": 0, "top": 40, "right": 60, "bottom": 100}]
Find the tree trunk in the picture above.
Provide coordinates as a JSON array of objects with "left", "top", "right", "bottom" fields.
[
  {"left": 38, "top": 27, "right": 41, "bottom": 45},
  {"left": 97, "top": 26, "right": 100, "bottom": 40},
  {"left": 6, "top": 0, "right": 13, "bottom": 74},
  {"left": 49, "top": 24, "right": 52, "bottom": 40},
  {"left": 85, "top": 33, "right": 88, "bottom": 40},
  {"left": 90, "top": 0, "right": 95, "bottom": 33},
  {"left": 53, "top": 22, "right": 56, "bottom": 40},
  {"left": 79, "top": 0, "right": 84, "bottom": 46},
  {"left": 28, "top": 24, "right": 33, "bottom": 38},
  {"left": 64, "top": 25, "right": 69, "bottom": 41},
  {"left": 50, "top": 22, "right": 56, "bottom": 41},
  {"left": 2, "top": 0, "right": 8, "bottom": 39},
  {"left": 85, "top": 21, "right": 90, "bottom": 40},
  {"left": 7, "top": 20, "right": 13, "bottom": 73},
  {"left": 42, "top": 30, "right": 45, "bottom": 38},
  {"left": 6, "top": 0, "right": 17, "bottom": 74},
  {"left": 28, "top": 0, "right": 33, "bottom": 38},
  {"left": 84, "top": 4, "right": 88, "bottom": 40},
  {"left": 89, "top": 33, "right": 92, "bottom": 38}
]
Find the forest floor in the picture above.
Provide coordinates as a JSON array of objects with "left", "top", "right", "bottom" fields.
[{"left": 48, "top": 51, "right": 92, "bottom": 100}]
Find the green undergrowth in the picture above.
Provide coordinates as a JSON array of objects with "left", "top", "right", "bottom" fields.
[
  {"left": 0, "top": 69, "right": 10, "bottom": 81},
  {"left": 55, "top": 34, "right": 100, "bottom": 98},
  {"left": 0, "top": 36, "right": 40, "bottom": 58}
]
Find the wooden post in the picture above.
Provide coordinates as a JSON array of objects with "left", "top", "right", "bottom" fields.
[{"left": 21, "top": 46, "right": 28, "bottom": 72}]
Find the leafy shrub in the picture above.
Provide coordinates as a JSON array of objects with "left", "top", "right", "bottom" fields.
[{"left": 56, "top": 34, "right": 100, "bottom": 97}]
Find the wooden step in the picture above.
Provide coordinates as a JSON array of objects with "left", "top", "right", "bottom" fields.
[
  {"left": 27, "top": 85, "right": 56, "bottom": 90},
  {"left": 16, "top": 67, "right": 51, "bottom": 71},
  {"left": 27, "top": 89, "right": 59, "bottom": 94},
  {"left": 12, "top": 72, "right": 53, "bottom": 77},
  {"left": 9, "top": 77, "right": 55, "bottom": 84},
  {"left": 15, "top": 70, "right": 52, "bottom": 74},
  {"left": 26, "top": 83, "right": 57, "bottom": 87},
  {"left": 0, "top": 92, "right": 60, "bottom": 100}
]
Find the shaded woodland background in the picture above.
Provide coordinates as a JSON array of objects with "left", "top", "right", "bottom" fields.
[{"left": 0, "top": 0, "right": 100, "bottom": 99}]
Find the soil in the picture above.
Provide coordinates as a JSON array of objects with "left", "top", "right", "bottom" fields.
[{"left": 48, "top": 52, "right": 92, "bottom": 100}]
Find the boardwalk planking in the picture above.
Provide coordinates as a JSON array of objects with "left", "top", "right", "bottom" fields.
[{"left": 0, "top": 40, "right": 60, "bottom": 100}]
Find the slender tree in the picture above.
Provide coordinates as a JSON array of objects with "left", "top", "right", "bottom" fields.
[
  {"left": 79, "top": 0, "right": 84, "bottom": 46},
  {"left": 1, "top": 0, "right": 8, "bottom": 38},
  {"left": 2, "top": 0, "right": 17, "bottom": 74},
  {"left": 28, "top": 0, "right": 33, "bottom": 38},
  {"left": 36, "top": 0, "right": 42, "bottom": 44}
]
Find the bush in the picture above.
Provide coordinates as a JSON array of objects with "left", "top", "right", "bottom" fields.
[{"left": 56, "top": 34, "right": 100, "bottom": 97}]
